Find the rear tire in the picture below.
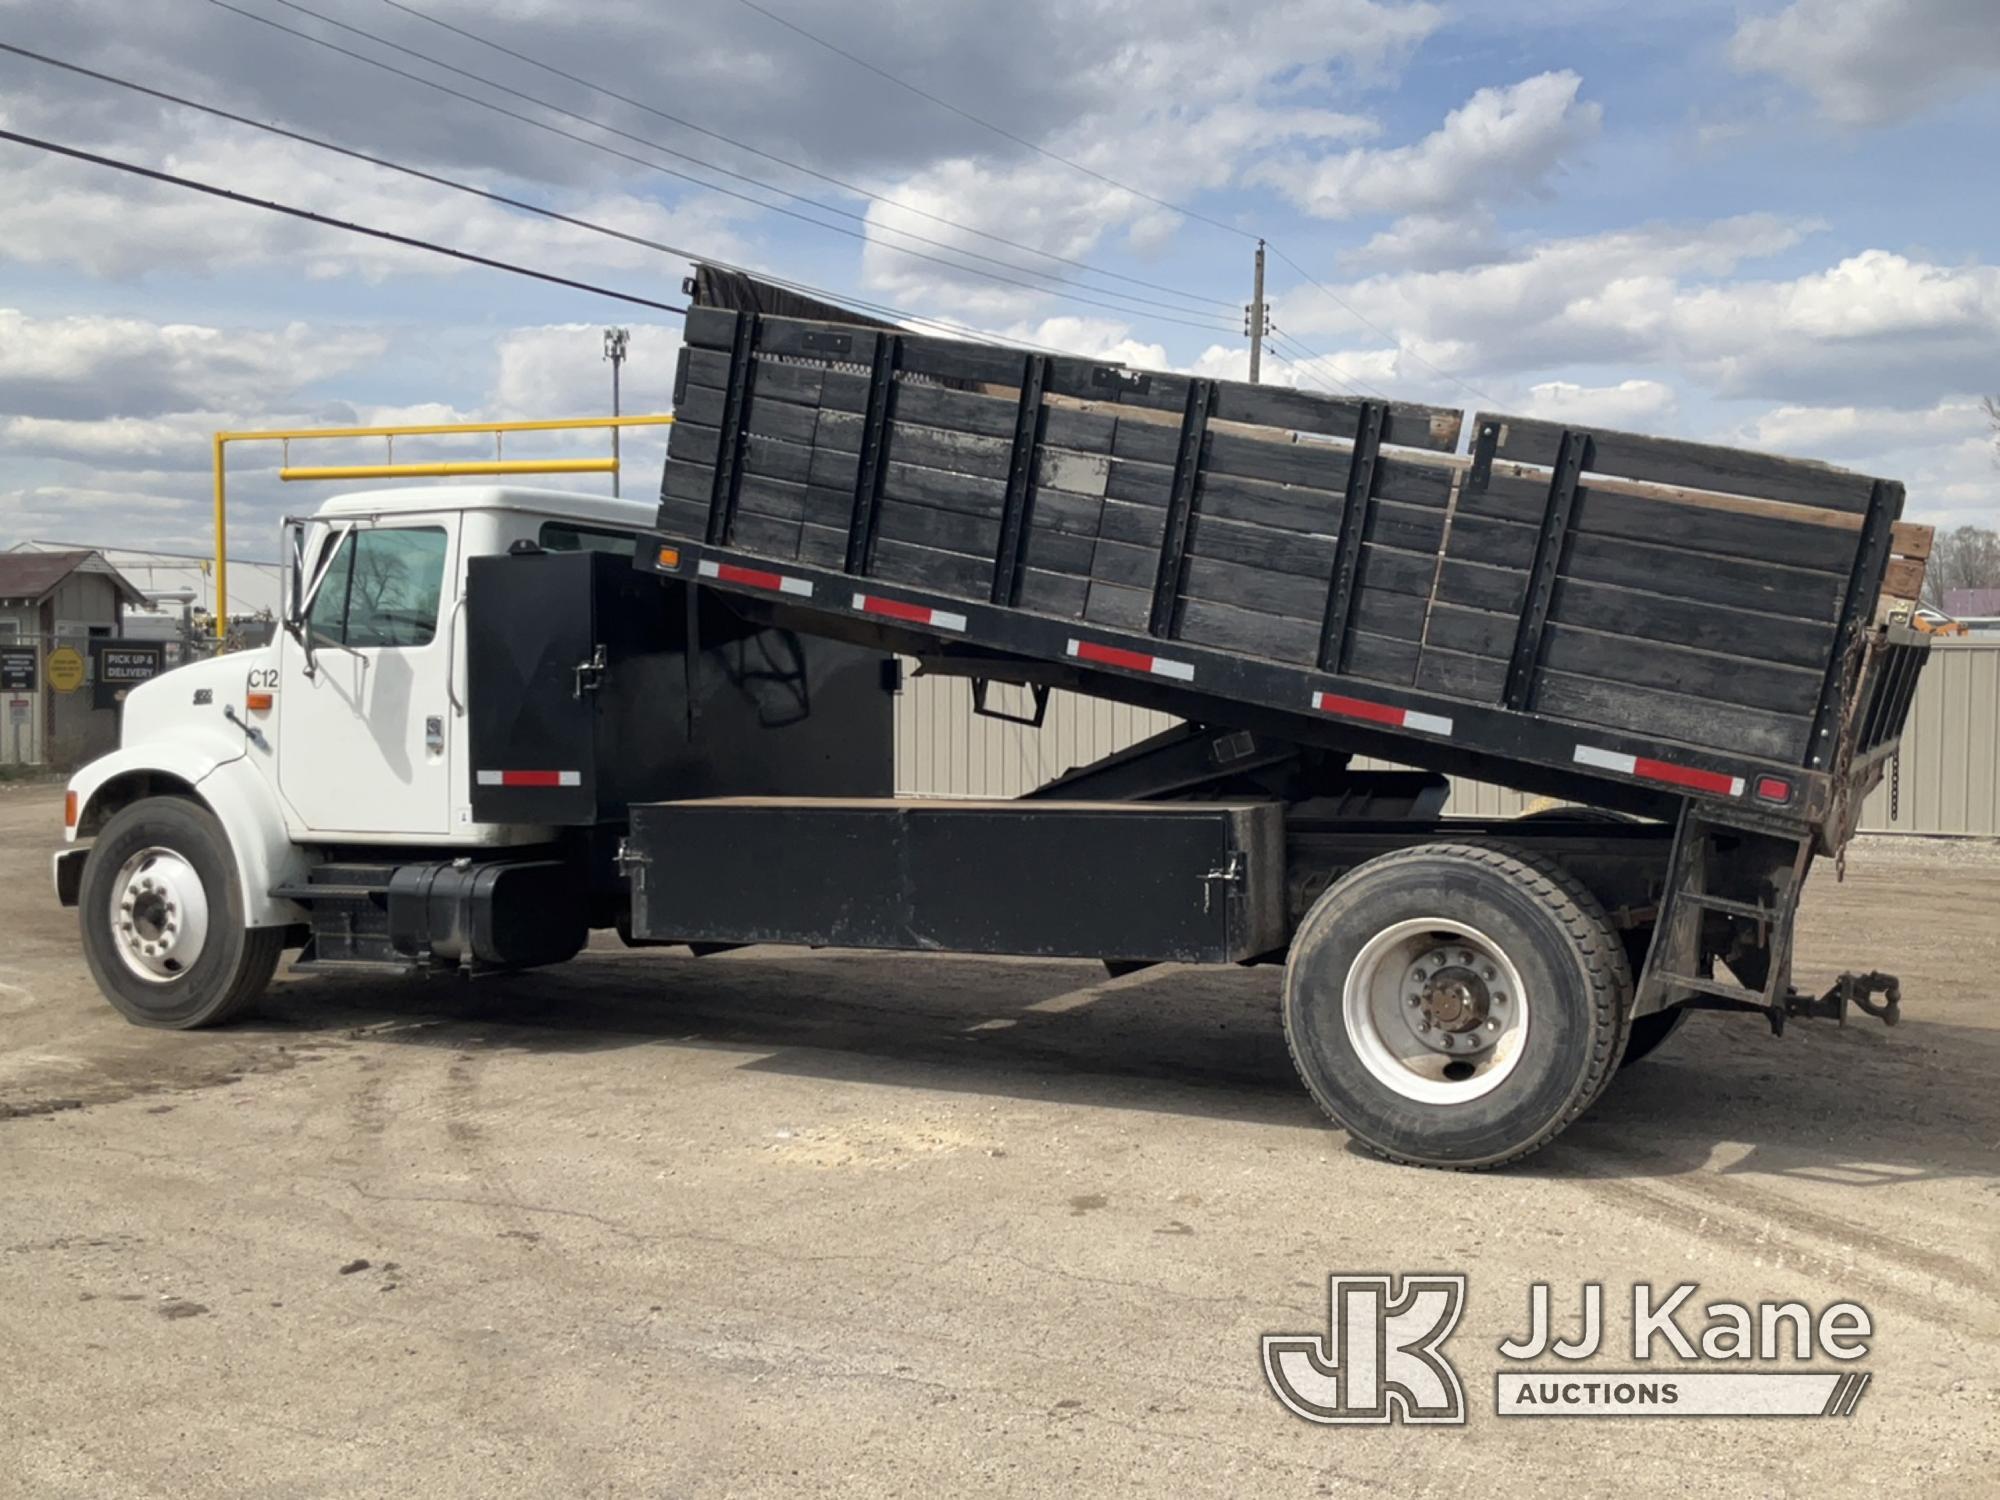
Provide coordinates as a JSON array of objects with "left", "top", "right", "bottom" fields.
[
  {"left": 78, "top": 796, "right": 283, "bottom": 1029},
  {"left": 1282, "top": 843, "right": 1630, "bottom": 1169}
]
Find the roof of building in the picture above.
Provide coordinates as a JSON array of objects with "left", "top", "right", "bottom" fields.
[
  {"left": 1944, "top": 588, "right": 2000, "bottom": 618},
  {"left": 0, "top": 548, "right": 147, "bottom": 608},
  {"left": 313, "top": 485, "right": 657, "bottom": 530}
]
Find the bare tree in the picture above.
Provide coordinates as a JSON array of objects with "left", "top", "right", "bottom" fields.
[{"left": 1922, "top": 524, "right": 2000, "bottom": 610}]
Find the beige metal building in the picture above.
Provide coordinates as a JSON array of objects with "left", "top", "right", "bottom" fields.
[{"left": 893, "top": 640, "right": 2000, "bottom": 838}]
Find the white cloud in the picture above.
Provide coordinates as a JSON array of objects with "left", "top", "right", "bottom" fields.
[
  {"left": 1730, "top": 0, "right": 2000, "bottom": 126},
  {"left": 1251, "top": 72, "right": 1601, "bottom": 221},
  {"left": 1522, "top": 378, "right": 1678, "bottom": 427}
]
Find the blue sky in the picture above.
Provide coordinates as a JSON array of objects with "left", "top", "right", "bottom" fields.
[{"left": 2, "top": 0, "right": 1995, "bottom": 613}]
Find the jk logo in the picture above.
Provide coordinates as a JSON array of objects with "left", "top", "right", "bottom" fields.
[{"left": 1263, "top": 1274, "right": 1467, "bottom": 1425}]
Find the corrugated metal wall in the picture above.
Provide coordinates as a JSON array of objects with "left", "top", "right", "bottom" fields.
[{"left": 893, "top": 641, "right": 2000, "bottom": 836}]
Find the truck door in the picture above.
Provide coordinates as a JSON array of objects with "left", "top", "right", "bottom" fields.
[{"left": 277, "top": 517, "right": 459, "bottom": 837}]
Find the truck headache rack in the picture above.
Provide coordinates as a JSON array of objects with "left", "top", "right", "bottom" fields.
[{"left": 646, "top": 281, "right": 1929, "bottom": 838}]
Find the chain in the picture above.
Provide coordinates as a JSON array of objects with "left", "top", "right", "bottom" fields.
[{"left": 1890, "top": 747, "right": 1901, "bottom": 823}]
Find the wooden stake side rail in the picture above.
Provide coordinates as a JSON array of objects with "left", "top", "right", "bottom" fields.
[{"left": 655, "top": 304, "right": 1924, "bottom": 825}]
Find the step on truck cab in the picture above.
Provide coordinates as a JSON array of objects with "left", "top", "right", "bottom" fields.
[{"left": 55, "top": 281, "right": 1931, "bottom": 1168}]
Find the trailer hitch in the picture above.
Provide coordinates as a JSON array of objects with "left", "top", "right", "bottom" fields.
[{"left": 1686, "top": 969, "right": 1901, "bottom": 1036}]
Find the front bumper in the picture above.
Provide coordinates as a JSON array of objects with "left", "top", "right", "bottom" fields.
[{"left": 53, "top": 846, "right": 87, "bottom": 908}]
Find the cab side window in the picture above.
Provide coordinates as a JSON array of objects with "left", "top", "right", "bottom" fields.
[
  {"left": 539, "top": 522, "right": 636, "bottom": 555},
  {"left": 305, "top": 527, "right": 448, "bottom": 648}
]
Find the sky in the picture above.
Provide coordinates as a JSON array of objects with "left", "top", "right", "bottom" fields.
[{"left": 1, "top": 0, "right": 1996, "bottom": 616}]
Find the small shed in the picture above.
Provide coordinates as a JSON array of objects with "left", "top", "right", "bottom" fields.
[{"left": 0, "top": 549, "right": 149, "bottom": 768}]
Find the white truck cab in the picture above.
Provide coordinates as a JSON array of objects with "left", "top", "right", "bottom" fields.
[{"left": 55, "top": 485, "right": 654, "bottom": 1026}]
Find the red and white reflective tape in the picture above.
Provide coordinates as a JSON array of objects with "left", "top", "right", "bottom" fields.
[
  {"left": 1573, "top": 745, "right": 1744, "bottom": 798},
  {"left": 1065, "top": 638, "right": 1195, "bottom": 682},
  {"left": 851, "top": 593, "right": 968, "bottom": 632},
  {"left": 1309, "top": 690, "right": 1453, "bottom": 738},
  {"left": 476, "top": 770, "right": 581, "bottom": 788},
  {"left": 697, "top": 558, "right": 813, "bottom": 597}
]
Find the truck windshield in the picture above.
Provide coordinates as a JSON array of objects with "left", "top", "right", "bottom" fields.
[{"left": 305, "top": 526, "right": 448, "bottom": 648}]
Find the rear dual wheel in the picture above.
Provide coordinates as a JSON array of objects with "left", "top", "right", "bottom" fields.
[{"left": 1282, "top": 843, "right": 1631, "bottom": 1169}]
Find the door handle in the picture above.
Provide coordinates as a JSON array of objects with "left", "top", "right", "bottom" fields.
[{"left": 445, "top": 591, "right": 468, "bottom": 716}]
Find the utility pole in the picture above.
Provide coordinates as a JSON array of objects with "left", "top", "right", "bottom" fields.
[
  {"left": 1245, "top": 239, "right": 1268, "bottom": 384},
  {"left": 603, "top": 326, "right": 630, "bottom": 495}
]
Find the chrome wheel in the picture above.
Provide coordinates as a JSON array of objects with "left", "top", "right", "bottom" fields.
[
  {"left": 1342, "top": 917, "right": 1529, "bottom": 1105},
  {"left": 108, "top": 846, "right": 210, "bottom": 984}
]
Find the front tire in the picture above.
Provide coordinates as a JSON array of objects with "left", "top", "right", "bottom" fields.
[
  {"left": 1282, "top": 843, "right": 1630, "bottom": 1169},
  {"left": 78, "top": 796, "right": 283, "bottom": 1029}
]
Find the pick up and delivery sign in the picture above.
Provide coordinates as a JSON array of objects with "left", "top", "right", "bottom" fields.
[{"left": 88, "top": 640, "right": 164, "bottom": 709}]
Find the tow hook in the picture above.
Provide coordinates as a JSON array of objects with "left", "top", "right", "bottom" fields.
[
  {"left": 1779, "top": 969, "right": 1902, "bottom": 1034},
  {"left": 1200, "top": 851, "right": 1245, "bottom": 914}
]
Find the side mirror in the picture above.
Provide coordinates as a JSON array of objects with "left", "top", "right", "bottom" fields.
[{"left": 282, "top": 519, "right": 352, "bottom": 676}]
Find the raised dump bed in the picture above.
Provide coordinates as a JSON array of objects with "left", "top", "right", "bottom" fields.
[{"left": 651, "top": 290, "right": 1929, "bottom": 840}]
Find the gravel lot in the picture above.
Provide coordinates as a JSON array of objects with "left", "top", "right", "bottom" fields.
[{"left": 1, "top": 782, "right": 1995, "bottom": 1497}]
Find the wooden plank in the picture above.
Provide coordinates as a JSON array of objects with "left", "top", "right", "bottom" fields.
[
  {"left": 742, "top": 433, "right": 815, "bottom": 487},
  {"left": 807, "top": 444, "right": 860, "bottom": 493},
  {"left": 753, "top": 315, "right": 880, "bottom": 365},
  {"left": 869, "top": 537, "right": 992, "bottom": 598},
  {"left": 740, "top": 357, "right": 826, "bottom": 407},
  {"left": 1176, "top": 597, "right": 1319, "bottom": 664},
  {"left": 736, "top": 472, "right": 806, "bottom": 523},
  {"left": 1436, "top": 558, "right": 1529, "bottom": 614},
  {"left": 657, "top": 496, "right": 709, "bottom": 539},
  {"left": 1106, "top": 458, "right": 1172, "bottom": 507},
  {"left": 813, "top": 408, "right": 865, "bottom": 454},
  {"left": 1181, "top": 555, "right": 1324, "bottom": 621},
  {"left": 889, "top": 380, "right": 1019, "bottom": 440},
  {"left": 884, "top": 422, "right": 1012, "bottom": 481},
  {"left": 683, "top": 305, "right": 738, "bottom": 351},
  {"left": 1881, "top": 556, "right": 1925, "bottom": 599},
  {"left": 1031, "top": 487, "right": 1105, "bottom": 538},
  {"left": 1365, "top": 500, "right": 1448, "bottom": 555},
  {"left": 1355, "top": 545, "right": 1439, "bottom": 600},
  {"left": 1562, "top": 532, "right": 1845, "bottom": 622},
  {"left": 1535, "top": 671, "right": 1811, "bottom": 762},
  {"left": 1083, "top": 580, "right": 1152, "bottom": 630},
  {"left": 1539, "top": 623, "right": 1824, "bottom": 716},
  {"left": 1203, "top": 429, "right": 1351, "bottom": 491},
  {"left": 1021, "top": 525, "right": 1096, "bottom": 576},
  {"left": 1208, "top": 383, "right": 1462, "bottom": 453},
  {"left": 1461, "top": 472, "right": 1863, "bottom": 572},
  {"left": 801, "top": 484, "right": 852, "bottom": 530},
  {"left": 1423, "top": 604, "right": 1514, "bottom": 659},
  {"left": 1891, "top": 521, "right": 1933, "bottom": 560},
  {"left": 1089, "top": 537, "right": 1158, "bottom": 591},
  {"left": 1040, "top": 449, "right": 1111, "bottom": 496},
  {"left": 668, "top": 420, "right": 721, "bottom": 468},
  {"left": 874, "top": 499, "right": 999, "bottom": 558},
  {"left": 1099, "top": 499, "right": 1168, "bottom": 550},
  {"left": 1370, "top": 456, "right": 1455, "bottom": 508},
  {"left": 1043, "top": 360, "right": 1190, "bottom": 416},
  {"left": 1351, "top": 588, "right": 1427, "bottom": 642},
  {"left": 1344, "top": 631, "right": 1420, "bottom": 685},
  {"left": 742, "top": 393, "right": 820, "bottom": 447},
  {"left": 1111, "top": 419, "right": 1180, "bottom": 468},
  {"left": 880, "top": 460, "right": 1005, "bottom": 515},
  {"left": 799, "top": 522, "right": 847, "bottom": 568},
  {"left": 676, "top": 382, "right": 727, "bottom": 429},
  {"left": 681, "top": 346, "right": 732, "bottom": 391},
  {"left": 730, "top": 511, "right": 802, "bottom": 560},
  {"left": 1194, "top": 470, "right": 1341, "bottom": 535},
  {"left": 661, "top": 457, "right": 710, "bottom": 505},
  {"left": 1019, "top": 568, "right": 1088, "bottom": 618},
  {"left": 1549, "top": 576, "right": 1833, "bottom": 671},
  {"left": 1184, "top": 512, "right": 1338, "bottom": 578},
  {"left": 1442, "top": 512, "right": 1539, "bottom": 571},
  {"left": 1042, "top": 405, "right": 1117, "bottom": 454},
  {"left": 1478, "top": 412, "right": 1880, "bottom": 513},
  {"left": 1417, "top": 648, "right": 1507, "bottom": 702}
]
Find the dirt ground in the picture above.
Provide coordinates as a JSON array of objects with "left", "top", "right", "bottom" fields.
[{"left": 1, "top": 781, "right": 1995, "bottom": 1497}]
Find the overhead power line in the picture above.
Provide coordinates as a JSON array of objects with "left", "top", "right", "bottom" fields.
[
  {"left": 205, "top": 0, "right": 1237, "bottom": 333},
  {"left": 0, "top": 126, "right": 688, "bottom": 314},
  {"left": 373, "top": 0, "right": 1235, "bottom": 314},
  {"left": 725, "top": 0, "right": 1498, "bottom": 405},
  {"left": 726, "top": 0, "right": 1252, "bottom": 241},
  {"left": 0, "top": 45, "right": 1069, "bottom": 353}
]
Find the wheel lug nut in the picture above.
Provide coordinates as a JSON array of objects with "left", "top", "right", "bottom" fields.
[
  {"left": 1440, "top": 1035, "right": 1454, "bottom": 1049},
  {"left": 1408, "top": 995, "right": 1422, "bottom": 1007},
  {"left": 1487, "top": 1018, "right": 1500, "bottom": 1030}
]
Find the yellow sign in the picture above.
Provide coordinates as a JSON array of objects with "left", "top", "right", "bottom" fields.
[{"left": 46, "top": 646, "right": 85, "bottom": 694}]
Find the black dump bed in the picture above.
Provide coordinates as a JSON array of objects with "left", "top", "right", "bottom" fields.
[{"left": 648, "top": 286, "right": 1930, "bottom": 839}]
